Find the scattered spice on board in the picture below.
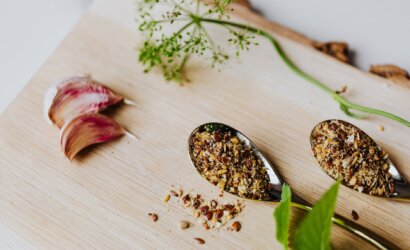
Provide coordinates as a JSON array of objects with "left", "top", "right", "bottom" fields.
[
  {"left": 311, "top": 120, "right": 394, "bottom": 196},
  {"left": 229, "top": 221, "right": 241, "bottom": 232},
  {"left": 194, "top": 238, "right": 205, "bottom": 245},
  {"left": 190, "top": 129, "right": 272, "bottom": 200},
  {"left": 166, "top": 187, "right": 245, "bottom": 231},
  {"left": 351, "top": 210, "right": 359, "bottom": 221},
  {"left": 163, "top": 194, "right": 171, "bottom": 203},
  {"left": 181, "top": 192, "right": 244, "bottom": 230},
  {"left": 179, "top": 221, "right": 190, "bottom": 230},
  {"left": 148, "top": 213, "right": 158, "bottom": 222}
]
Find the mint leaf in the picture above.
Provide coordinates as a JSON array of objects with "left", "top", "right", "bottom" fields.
[
  {"left": 274, "top": 184, "right": 292, "bottom": 250},
  {"left": 293, "top": 182, "right": 340, "bottom": 250}
]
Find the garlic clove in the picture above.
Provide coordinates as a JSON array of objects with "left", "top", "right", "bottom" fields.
[
  {"left": 45, "top": 76, "right": 124, "bottom": 128},
  {"left": 60, "top": 113, "right": 125, "bottom": 160}
]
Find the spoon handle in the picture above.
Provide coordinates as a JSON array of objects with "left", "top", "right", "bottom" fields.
[{"left": 289, "top": 200, "right": 389, "bottom": 250}]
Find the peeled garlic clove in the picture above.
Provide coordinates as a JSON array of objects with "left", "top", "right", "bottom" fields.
[
  {"left": 45, "top": 76, "right": 124, "bottom": 128},
  {"left": 60, "top": 113, "right": 125, "bottom": 160}
]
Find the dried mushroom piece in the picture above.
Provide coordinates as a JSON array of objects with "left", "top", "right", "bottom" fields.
[
  {"left": 313, "top": 41, "right": 350, "bottom": 64},
  {"left": 369, "top": 64, "right": 410, "bottom": 81},
  {"left": 60, "top": 113, "right": 125, "bottom": 160},
  {"left": 311, "top": 120, "right": 394, "bottom": 197},
  {"left": 44, "top": 76, "right": 124, "bottom": 128},
  {"left": 191, "top": 129, "right": 271, "bottom": 200}
]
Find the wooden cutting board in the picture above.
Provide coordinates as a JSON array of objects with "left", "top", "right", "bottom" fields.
[{"left": 1, "top": 0, "right": 409, "bottom": 249}]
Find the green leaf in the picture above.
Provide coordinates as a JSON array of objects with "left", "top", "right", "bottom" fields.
[
  {"left": 274, "top": 184, "right": 292, "bottom": 250},
  {"left": 293, "top": 182, "right": 340, "bottom": 250}
]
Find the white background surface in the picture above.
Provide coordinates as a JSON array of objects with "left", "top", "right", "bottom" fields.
[{"left": 0, "top": 0, "right": 408, "bottom": 114}]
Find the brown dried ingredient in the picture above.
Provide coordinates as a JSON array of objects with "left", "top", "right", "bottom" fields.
[
  {"left": 311, "top": 120, "right": 394, "bottom": 196},
  {"left": 148, "top": 213, "right": 158, "bottom": 222},
  {"left": 313, "top": 41, "right": 350, "bottom": 63},
  {"left": 163, "top": 194, "right": 171, "bottom": 203},
  {"left": 369, "top": 64, "right": 410, "bottom": 80},
  {"left": 199, "top": 205, "right": 209, "bottom": 214},
  {"left": 177, "top": 189, "right": 183, "bottom": 197},
  {"left": 182, "top": 194, "right": 191, "bottom": 207},
  {"left": 191, "top": 129, "right": 272, "bottom": 200},
  {"left": 215, "top": 209, "right": 224, "bottom": 219},
  {"left": 194, "top": 238, "right": 205, "bottom": 245},
  {"left": 205, "top": 211, "right": 213, "bottom": 220},
  {"left": 210, "top": 200, "right": 218, "bottom": 209},
  {"left": 351, "top": 210, "right": 359, "bottom": 221},
  {"left": 335, "top": 85, "right": 348, "bottom": 94},
  {"left": 193, "top": 198, "right": 201, "bottom": 209},
  {"left": 173, "top": 186, "right": 245, "bottom": 230},
  {"left": 194, "top": 211, "right": 200, "bottom": 218},
  {"left": 179, "top": 221, "right": 190, "bottom": 229},
  {"left": 170, "top": 190, "right": 178, "bottom": 197},
  {"left": 230, "top": 221, "right": 241, "bottom": 232}
]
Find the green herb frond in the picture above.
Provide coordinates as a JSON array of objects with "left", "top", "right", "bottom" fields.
[
  {"left": 227, "top": 28, "right": 259, "bottom": 56},
  {"left": 136, "top": 0, "right": 410, "bottom": 128}
]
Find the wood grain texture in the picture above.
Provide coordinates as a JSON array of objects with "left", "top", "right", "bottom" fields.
[{"left": 1, "top": 0, "right": 409, "bottom": 249}]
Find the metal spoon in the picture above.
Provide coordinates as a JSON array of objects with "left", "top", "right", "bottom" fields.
[
  {"left": 310, "top": 119, "right": 410, "bottom": 201},
  {"left": 188, "top": 122, "right": 389, "bottom": 250}
]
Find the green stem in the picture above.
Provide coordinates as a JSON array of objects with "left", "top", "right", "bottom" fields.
[
  {"left": 173, "top": 21, "right": 195, "bottom": 37},
  {"left": 289, "top": 202, "right": 388, "bottom": 250},
  {"left": 199, "top": 18, "right": 410, "bottom": 128},
  {"left": 154, "top": 18, "right": 192, "bottom": 24}
]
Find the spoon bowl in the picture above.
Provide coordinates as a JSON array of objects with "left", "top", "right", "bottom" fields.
[
  {"left": 188, "top": 122, "right": 284, "bottom": 201},
  {"left": 188, "top": 122, "right": 390, "bottom": 249},
  {"left": 310, "top": 119, "right": 410, "bottom": 200}
]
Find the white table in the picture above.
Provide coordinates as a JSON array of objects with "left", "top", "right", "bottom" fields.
[{"left": 0, "top": 0, "right": 408, "bottom": 114}]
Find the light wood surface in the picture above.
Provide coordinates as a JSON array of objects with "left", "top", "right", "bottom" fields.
[{"left": 1, "top": 0, "right": 409, "bottom": 249}]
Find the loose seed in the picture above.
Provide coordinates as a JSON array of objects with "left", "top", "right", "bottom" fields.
[
  {"left": 170, "top": 190, "right": 178, "bottom": 197},
  {"left": 163, "top": 194, "right": 170, "bottom": 203},
  {"left": 202, "top": 222, "right": 209, "bottom": 230},
  {"left": 148, "top": 213, "right": 158, "bottom": 222},
  {"left": 194, "top": 238, "right": 205, "bottom": 245},
  {"left": 199, "top": 205, "right": 209, "bottom": 215},
  {"left": 351, "top": 210, "right": 359, "bottom": 221},
  {"left": 210, "top": 200, "right": 218, "bottom": 209},
  {"left": 206, "top": 211, "right": 213, "bottom": 220},
  {"left": 177, "top": 189, "right": 183, "bottom": 197},
  {"left": 179, "top": 221, "right": 190, "bottom": 230},
  {"left": 193, "top": 198, "right": 201, "bottom": 209},
  {"left": 215, "top": 209, "right": 223, "bottom": 220},
  {"left": 182, "top": 194, "right": 190, "bottom": 203},
  {"left": 230, "top": 221, "right": 241, "bottom": 232}
]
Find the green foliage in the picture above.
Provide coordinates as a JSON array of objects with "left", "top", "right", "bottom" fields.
[
  {"left": 135, "top": 0, "right": 410, "bottom": 127},
  {"left": 273, "top": 185, "right": 291, "bottom": 250},
  {"left": 274, "top": 182, "right": 340, "bottom": 250},
  {"left": 136, "top": 0, "right": 257, "bottom": 82},
  {"left": 293, "top": 182, "right": 340, "bottom": 250}
]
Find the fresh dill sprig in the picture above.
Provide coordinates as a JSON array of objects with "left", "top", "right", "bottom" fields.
[{"left": 136, "top": 0, "right": 410, "bottom": 128}]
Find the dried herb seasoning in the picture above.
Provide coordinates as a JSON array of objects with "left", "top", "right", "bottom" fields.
[
  {"left": 179, "top": 192, "right": 244, "bottom": 230},
  {"left": 191, "top": 129, "right": 272, "bottom": 200},
  {"left": 311, "top": 120, "right": 394, "bottom": 196}
]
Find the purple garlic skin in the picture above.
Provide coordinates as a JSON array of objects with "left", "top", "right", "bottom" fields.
[
  {"left": 60, "top": 113, "right": 125, "bottom": 160},
  {"left": 45, "top": 76, "right": 124, "bottom": 128}
]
